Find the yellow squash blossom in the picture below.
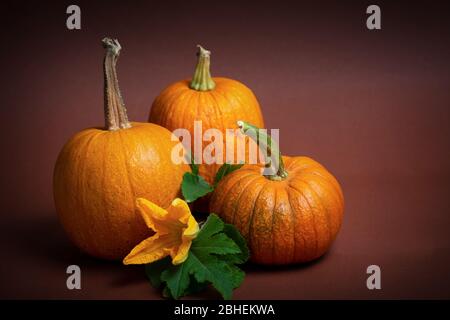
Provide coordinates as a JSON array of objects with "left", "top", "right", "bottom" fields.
[{"left": 123, "top": 198, "right": 199, "bottom": 265}]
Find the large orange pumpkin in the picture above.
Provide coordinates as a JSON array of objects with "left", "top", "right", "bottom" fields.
[
  {"left": 53, "top": 38, "right": 190, "bottom": 260},
  {"left": 149, "top": 45, "right": 265, "bottom": 185},
  {"left": 210, "top": 122, "right": 344, "bottom": 265}
]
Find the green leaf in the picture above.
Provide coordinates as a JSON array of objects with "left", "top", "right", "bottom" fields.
[
  {"left": 162, "top": 286, "right": 173, "bottom": 299},
  {"left": 145, "top": 257, "right": 171, "bottom": 288},
  {"left": 157, "top": 214, "right": 247, "bottom": 299},
  {"left": 224, "top": 263, "right": 245, "bottom": 289},
  {"left": 186, "top": 252, "right": 237, "bottom": 300},
  {"left": 181, "top": 172, "right": 214, "bottom": 203},
  {"left": 160, "top": 258, "right": 192, "bottom": 299},
  {"left": 222, "top": 223, "right": 250, "bottom": 264},
  {"left": 160, "top": 255, "right": 213, "bottom": 299},
  {"left": 184, "top": 275, "right": 208, "bottom": 296},
  {"left": 214, "top": 163, "right": 244, "bottom": 186},
  {"left": 193, "top": 233, "right": 241, "bottom": 256},
  {"left": 194, "top": 213, "right": 225, "bottom": 241},
  {"left": 193, "top": 214, "right": 241, "bottom": 256},
  {"left": 189, "top": 153, "right": 199, "bottom": 175}
]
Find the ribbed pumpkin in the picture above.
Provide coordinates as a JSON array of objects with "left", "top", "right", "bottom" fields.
[
  {"left": 53, "top": 38, "right": 190, "bottom": 260},
  {"left": 149, "top": 45, "right": 264, "bottom": 185},
  {"left": 210, "top": 122, "right": 344, "bottom": 265}
]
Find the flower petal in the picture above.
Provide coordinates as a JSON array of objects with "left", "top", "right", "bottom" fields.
[
  {"left": 136, "top": 198, "right": 170, "bottom": 234},
  {"left": 123, "top": 234, "right": 179, "bottom": 265},
  {"left": 183, "top": 215, "right": 199, "bottom": 239},
  {"left": 168, "top": 198, "right": 193, "bottom": 224},
  {"left": 171, "top": 240, "right": 193, "bottom": 265},
  {"left": 127, "top": 198, "right": 199, "bottom": 267}
]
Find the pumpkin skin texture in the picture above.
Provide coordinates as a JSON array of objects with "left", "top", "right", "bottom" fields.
[
  {"left": 149, "top": 46, "right": 264, "bottom": 185},
  {"left": 54, "top": 123, "right": 189, "bottom": 260},
  {"left": 210, "top": 156, "right": 344, "bottom": 265}
]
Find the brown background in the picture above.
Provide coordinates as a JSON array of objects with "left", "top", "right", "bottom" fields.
[{"left": 1, "top": 0, "right": 449, "bottom": 299}]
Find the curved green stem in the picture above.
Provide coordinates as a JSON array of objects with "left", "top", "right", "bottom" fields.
[
  {"left": 237, "top": 121, "right": 288, "bottom": 181},
  {"left": 102, "top": 37, "right": 131, "bottom": 131},
  {"left": 189, "top": 45, "right": 216, "bottom": 91}
]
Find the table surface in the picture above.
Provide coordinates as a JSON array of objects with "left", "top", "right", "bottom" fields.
[{"left": 1, "top": 1, "right": 449, "bottom": 299}]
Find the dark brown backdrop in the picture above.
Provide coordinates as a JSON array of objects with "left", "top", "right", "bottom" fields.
[{"left": 1, "top": 0, "right": 449, "bottom": 299}]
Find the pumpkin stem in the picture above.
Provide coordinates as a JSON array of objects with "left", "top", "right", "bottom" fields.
[
  {"left": 237, "top": 121, "right": 288, "bottom": 181},
  {"left": 189, "top": 45, "right": 216, "bottom": 91},
  {"left": 102, "top": 37, "right": 131, "bottom": 131}
]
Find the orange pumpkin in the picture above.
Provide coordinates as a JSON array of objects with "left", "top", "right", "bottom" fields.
[
  {"left": 53, "top": 38, "right": 190, "bottom": 260},
  {"left": 210, "top": 122, "right": 344, "bottom": 265},
  {"left": 149, "top": 45, "right": 264, "bottom": 185}
]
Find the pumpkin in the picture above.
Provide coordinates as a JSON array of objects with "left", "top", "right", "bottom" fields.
[
  {"left": 53, "top": 38, "right": 190, "bottom": 260},
  {"left": 149, "top": 45, "right": 265, "bottom": 185},
  {"left": 210, "top": 121, "right": 344, "bottom": 265}
]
